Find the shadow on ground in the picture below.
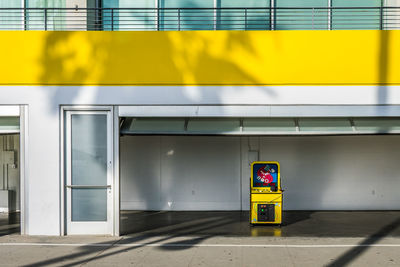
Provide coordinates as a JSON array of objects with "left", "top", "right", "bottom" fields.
[
  {"left": 12, "top": 210, "right": 400, "bottom": 267},
  {"left": 121, "top": 210, "right": 400, "bottom": 238}
]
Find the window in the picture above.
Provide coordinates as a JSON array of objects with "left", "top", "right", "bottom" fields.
[
  {"left": 275, "top": 0, "right": 329, "bottom": 30},
  {"left": 102, "top": 0, "right": 156, "bottom": 30},
  {"left": 159, "top": 0, "right": 214, "bottom": 30},
  {"left": 332, "top": 0, "right": 382, "bottom": 30},
  {"left": 218, "top": 0, "right": 271, "bottom": 30},
  {"left": 26, "top": 0, "right": 66, "bottom": 30}
]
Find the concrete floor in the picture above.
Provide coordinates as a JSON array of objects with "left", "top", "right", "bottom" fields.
[
  {"left": 0, "top": 211, "right": 399, "bottom": 266},
  {"left": 120, "top": 210, "right": 400, "bottom": 238},
  {"left": 0, "top": 212, "right": 19, "bottom": 236}
]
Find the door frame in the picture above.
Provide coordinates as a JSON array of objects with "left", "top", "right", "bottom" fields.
[
  {"left": 60, "top": 106, "right": 119, "bottom": 236},
  {"left": 19, "top": 105, "right": 28, "bottom": 235}
]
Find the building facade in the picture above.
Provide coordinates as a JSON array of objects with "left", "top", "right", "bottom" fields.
[{"left": 0, "top": 0, "right": 400, "bottom": 236}]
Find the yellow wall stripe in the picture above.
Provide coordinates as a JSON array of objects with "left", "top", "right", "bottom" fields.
[{"left": 0, "top": 30, "right": 399, "bottom": 86}]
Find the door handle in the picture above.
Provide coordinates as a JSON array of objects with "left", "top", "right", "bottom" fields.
[{"left": 66, "top": 185, "right": 111, "bottom": 189}]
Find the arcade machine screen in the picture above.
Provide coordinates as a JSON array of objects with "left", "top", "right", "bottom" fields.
[{"left": 253, "top": 163, "right": 278, "bottom": 191}]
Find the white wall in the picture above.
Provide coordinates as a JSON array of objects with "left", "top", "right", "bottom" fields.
[
  {"left": 1, "top": 84, "right": 400, "bottom": 235},
  {"left": 385, "top": 0, "right": 400, "bottom": 29},
  {"left": 120, "top": 136, "right": 241, "bottom": 210},
  {"left": 65, "top": 0, "right": 87, "bottom": 30},
  {"left": 121, "top": 135, "right": 400, "bottom": 211},
  {"left": 258, "top": 135, "right": 400, "bottom": 210},
  {"left": 66, "top": 0, "right": 85, "bottom": 8}
]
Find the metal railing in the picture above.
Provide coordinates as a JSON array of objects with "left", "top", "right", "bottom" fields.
[{"left": 0, "top": 7, "right": 399, "bottom": 31}]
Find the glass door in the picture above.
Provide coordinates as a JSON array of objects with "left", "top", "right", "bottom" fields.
[{"left": 65, "top": 110, "right": 113, "bottom": 235}]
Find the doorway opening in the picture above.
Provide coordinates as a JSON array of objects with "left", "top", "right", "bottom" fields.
[{"left": 0, "top": 134, "right": 20, "bottom": 236}]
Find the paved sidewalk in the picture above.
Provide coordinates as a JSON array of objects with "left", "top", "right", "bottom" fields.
[
  {"left": 1, "top": 211, "right": 400, "bottom": 266},
  {"left": 0, "top": 235, "right": 399, "bottom": 266}
]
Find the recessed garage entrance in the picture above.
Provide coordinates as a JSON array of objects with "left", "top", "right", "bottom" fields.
[{"left": 118, "top": 116, "right": 400, "bottom": 235}]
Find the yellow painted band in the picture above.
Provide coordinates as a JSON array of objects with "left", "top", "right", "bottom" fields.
[
  {"left": 0, "top": 30, "right": 399, "bottom": 86},
  {"left": 251, "top": 194, "right": 282, "bottom": 202}
]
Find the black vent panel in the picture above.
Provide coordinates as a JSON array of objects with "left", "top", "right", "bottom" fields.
[{"left": 257, "top": 204, "right": 275, "bottom": 222}]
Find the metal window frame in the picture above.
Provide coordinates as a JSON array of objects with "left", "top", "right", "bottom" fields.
[{"left": 328, "top": 0, "right": 332, "bottom": 30}]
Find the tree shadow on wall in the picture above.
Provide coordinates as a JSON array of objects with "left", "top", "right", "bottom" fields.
[{"left": 39, "top": 29, "right": 278, "bottom": 113}]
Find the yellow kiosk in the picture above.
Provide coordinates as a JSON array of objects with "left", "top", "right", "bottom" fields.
[{"left": 250, "top": 161, "right": 283, "bottom": 225}]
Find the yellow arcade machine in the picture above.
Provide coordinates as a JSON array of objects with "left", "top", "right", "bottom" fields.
[{"left": 250, "top": 161, "right": 283, "bottom": 225}]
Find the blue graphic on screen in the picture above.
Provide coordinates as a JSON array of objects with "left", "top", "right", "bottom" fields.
[{"left": 253, "top": 163, "right": 278, "bottom": 188}]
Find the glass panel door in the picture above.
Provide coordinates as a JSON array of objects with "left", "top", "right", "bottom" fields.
[{"left": 65, "top": 110, "right": 113, "bottom": 235}]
